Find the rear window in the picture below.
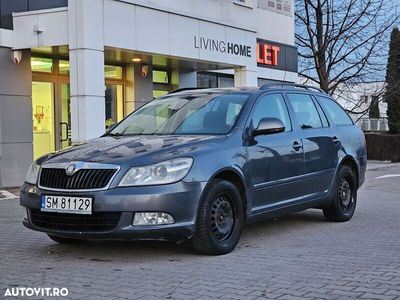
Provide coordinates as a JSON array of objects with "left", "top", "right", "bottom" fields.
[{"left": 317, "top": 96, "right": 353, "bottom": 126}]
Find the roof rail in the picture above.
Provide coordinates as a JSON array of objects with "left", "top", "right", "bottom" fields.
[
  {"left": 168, "top": 87, "right": 205, "bottom": 94},
  {"left": 259, "top": 83, "right": 327, "bottom": 94}
]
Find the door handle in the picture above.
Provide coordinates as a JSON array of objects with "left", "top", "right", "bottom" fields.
[
  {"left": 292, "top": 141, "right": 303, "bottom": 151},
  {"left": 60, "top": 122, "right": 69, "bottom": 142},
  {"left": 332, "top": 136, "right": 340, "bottom": 146}
]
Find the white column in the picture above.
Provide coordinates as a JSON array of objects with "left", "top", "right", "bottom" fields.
[
  {"left": 234, "top": 66, "right": 258, "bottom": 87},
  {"left": 68, "top": 0, "right": 105, "bottom": 143}
]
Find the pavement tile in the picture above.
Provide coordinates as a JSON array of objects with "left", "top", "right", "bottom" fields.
[{"left": 1, "top": 163, "right": 400, "bottom": 299}]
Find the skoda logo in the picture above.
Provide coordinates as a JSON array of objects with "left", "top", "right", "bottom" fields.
[{"left": 65, "top": 164, "right": 76, "bottom": 176}]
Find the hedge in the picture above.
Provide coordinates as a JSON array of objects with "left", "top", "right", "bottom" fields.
[{"left": 364, "top": 133, "right": 400, "bottom": 162}]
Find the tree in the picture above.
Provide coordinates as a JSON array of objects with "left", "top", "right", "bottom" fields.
[
  {"left": 369, "top": 96, "right": 380, "bottom": 119},
  {"left": 296, "top": 0, "right": 399, "bottom": 95},
  {"left": 385, "top": 27, "right": 400, "bottom": 134}
]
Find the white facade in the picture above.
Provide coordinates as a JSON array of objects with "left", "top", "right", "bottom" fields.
[
  {"left": 333, "top": 82, "right": 388, "bottom": 131},
  {"left": 9, "top": 0, "right": 297, "bottom": 143},
  {"left": 0, "top": 0, "right": 297, "bottom": 186}
]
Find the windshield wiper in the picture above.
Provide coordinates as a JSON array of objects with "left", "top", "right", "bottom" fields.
[{"left": 108, "top": 132, "right": 123, "bottom": 137}]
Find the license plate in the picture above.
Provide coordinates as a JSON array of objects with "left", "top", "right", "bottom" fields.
[{"left": 41, "top": 195, "right": 93, "bottom": 215}]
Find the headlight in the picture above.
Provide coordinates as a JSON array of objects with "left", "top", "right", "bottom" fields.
[
  {"left": 25, "top": 161, "right": 40, "bottom": 185},
  {"left": 119, "top": 157, "right": 193, "bottom": 186}
]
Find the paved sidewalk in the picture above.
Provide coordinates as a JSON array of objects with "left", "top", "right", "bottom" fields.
[{"left": 1, "top": 164, "right": 400, "bottom": 299}]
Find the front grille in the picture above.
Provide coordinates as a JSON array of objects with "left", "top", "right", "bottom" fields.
[
  {"left": 39, "top": 168, "right": 117, "bottom": 190},
  {"left": 30, "top": 209, "right": 121, "bottom": 232}
]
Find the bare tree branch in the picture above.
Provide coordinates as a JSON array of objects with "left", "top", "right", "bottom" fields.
[{"left": 296, "top": 0, "right": 399, "bottom": 115}]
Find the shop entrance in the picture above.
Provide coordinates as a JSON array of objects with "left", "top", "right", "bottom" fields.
[
  {"left": 31, "top": 56, "right": 125, "bottom": 159},
  {"left": 32, "top": 77, "right": 71, "bottom": 159}
]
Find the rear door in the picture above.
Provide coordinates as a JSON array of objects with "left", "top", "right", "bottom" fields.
[
  {"left": 246, "top": 92, "right": 305, "bottom": 213},
  {"left": 285, "top": 92, "right": 338, "bottom": 200}
]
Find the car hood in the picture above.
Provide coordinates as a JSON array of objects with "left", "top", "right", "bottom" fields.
[{"left": 42, "top": 135, "right": 224, "bottom": 166}]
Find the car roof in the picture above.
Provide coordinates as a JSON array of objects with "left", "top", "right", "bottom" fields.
[
  {"left": 167, "top": 87, "right": 259, "bottom": 96},
  {"left": 167, "top": 84, "right": 329, "bottom": 98}
]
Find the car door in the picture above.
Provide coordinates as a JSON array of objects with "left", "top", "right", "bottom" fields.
[
  {"left": 285, "top": 92, "right": 338, "bottom": 200},
  {"left": 245, "top": 93, "right": 305, "bottom": 213}
]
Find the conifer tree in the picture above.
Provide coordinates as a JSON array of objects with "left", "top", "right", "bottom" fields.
[{"left": 385, "top": 27, "right": 400, "bottom": 134}]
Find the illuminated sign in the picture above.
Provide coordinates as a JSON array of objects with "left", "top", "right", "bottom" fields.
[
  {"left": 257, "top": 43, "right": 280, "bottom": 66},
  {"left": 256, "top": 39, "right": 298, "bottom": 73},
  {"left": 194, "top": 36, "right": 252, "bottom": 58}
]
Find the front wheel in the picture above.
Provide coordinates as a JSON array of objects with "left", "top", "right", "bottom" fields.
[
  {"left": 192, "top": 179, "right": 244, "bottom": 255},
  {"left": 323, "top": 165, "right": 357, "bottom": 222}
]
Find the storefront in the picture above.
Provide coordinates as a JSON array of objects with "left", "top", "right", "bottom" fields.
[
  {"left": 0, "top": 0, "right": 297, "bottom": 187},
  {"left": 30, "top": 51, "right": 126, "bottom": 159}
]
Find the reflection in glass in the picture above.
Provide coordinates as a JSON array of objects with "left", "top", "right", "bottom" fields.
[
  {"left": 59, "top": 60, "right": 70, "bottom": 75},
  {"left": 32, "top": 82, "right": 55, "bottom": 159},
  {"left": 153, "top": 70, "right": 169, "bottom": 83},
  {"left": 105, "top": 84, "right": 123, "bottom": 129},
  {"left": 31, "top": 57, "right": 53, "bottom": 73},
  {"left": 60, "top": 83, "right": 71, "bottom": 149},
  {"left": 105, "top": 65, "right": 123, "bottom": 79}
]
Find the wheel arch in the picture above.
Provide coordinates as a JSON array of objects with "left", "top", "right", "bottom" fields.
[
  {"left": 339, "top": 156, "right": 359, "bottom": 189},
  {"left": 207, "top": 167, "right": 249, "bottom": 219}
]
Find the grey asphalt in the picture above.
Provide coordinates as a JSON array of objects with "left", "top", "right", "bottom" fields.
[{"left": 1, "top": 162, "right": 400, "bottom": 299}]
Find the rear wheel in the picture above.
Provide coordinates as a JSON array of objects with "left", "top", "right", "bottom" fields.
[
  {"left": 323, "top": 165, "right": 357, "bottom": 222},
  {"left": 192, "top": 179, "right": 244, "bottom": 255},
  {"left": 47, "top": 234, "right": 86, "bottom": 244}
]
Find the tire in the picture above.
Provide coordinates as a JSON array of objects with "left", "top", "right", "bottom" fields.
[
  {"left": 47, "top": 234, "right": 86, "bottom": 244},
  {"left": 192, "top": 179, "right": 244, "bottom": 255},
  {"left": 323, "top": 165, "right": 357, "bottom": 222}
]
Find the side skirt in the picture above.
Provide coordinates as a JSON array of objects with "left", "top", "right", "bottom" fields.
[{"left": 245, "top": 196, "right": 330, "bottom": 225}]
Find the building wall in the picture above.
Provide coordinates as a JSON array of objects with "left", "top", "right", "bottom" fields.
[
  {"left": 0, "top": 0, "right": 67, "bottom": 29},
  {"left": 0, "top": 0, "right": 297, "bottom": 187},
  {"left": 119, "top": 0, "right": 295, "bottom": 45},
  {"left": 0, "top": 47, "right": 32, "bottom": 187}
]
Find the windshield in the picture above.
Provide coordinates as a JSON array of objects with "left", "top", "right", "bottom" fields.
[{"left": 109, "top": 92, "right": 249, "bottom": 135}]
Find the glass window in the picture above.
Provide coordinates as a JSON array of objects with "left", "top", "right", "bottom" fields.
[
  {"left": 226, "top": 102, "right": 243, "bottom": 126},
  {"left": 31, "top": 57, "right": 53, "bottom": 73},
  {"left": 104, "top": 65, "right": 123, "bottom": 80},
  {"left": 317, "top": 96, "right": 353, "bottom": 126},
  {"left": 105, "top": 84, "right": 123, "bottom": 129},
  {"left": 153, "top": 70, "right": 169, "bottom": 84},
  {"left": 251, "top": 94, "right": 291, "bottom": 131},
  {"left": 110, "top": 93, "right": 249, "bottom": 135},
  {"left": 197, "top": 73, "right": 217, "bottom": 88},
  {"left": 197, "top": 73, "right": 234, "bottom": 88},
  {"left": 59, "top": 60, "right": 70, "bottom": 75},
  {"left": 32, "top": 81, "right": 55, "bottom": 159},
  {"left": 60, "top": 83, "right": 71, "bottom": 149},
  {"left": 314, "top": 99, "right": 329, "bottom": 127},
  {"left": 287, "top": 93, "right": 323, "bottom": 129},
  {"left": 218, "top": 76, "right": 234, "bottom": 88},
  {"left": 153, "top": 90, "right": 169, "bottom": 98}
]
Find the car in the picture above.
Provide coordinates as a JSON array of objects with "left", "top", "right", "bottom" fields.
[{"left": 20, "top": 84, "right": 367, "bottom": 255}]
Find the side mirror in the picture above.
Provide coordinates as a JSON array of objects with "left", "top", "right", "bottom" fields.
[{"left": 252, "top": 117, "right": 285, "bottom": 136}]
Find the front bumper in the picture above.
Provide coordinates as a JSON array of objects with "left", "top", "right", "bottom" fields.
[{"left": 20, "top": 181, "right": 207, "bottom": 241}]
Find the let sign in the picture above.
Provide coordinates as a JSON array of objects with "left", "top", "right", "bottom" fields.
[{"left": 256, "top": 42, "right": 280, "bottom": 66}]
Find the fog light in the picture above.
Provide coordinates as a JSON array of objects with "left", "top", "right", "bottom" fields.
[
  {"left": 27, "top": 186, "right": 37, "bottom": 194},
  {"left": 133, "top": 212, "right": 174, "bottom": 225}
]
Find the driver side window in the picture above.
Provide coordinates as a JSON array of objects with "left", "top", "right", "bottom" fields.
[{"left": 252, "top": 94, "right": 292, "bottom": 131}]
